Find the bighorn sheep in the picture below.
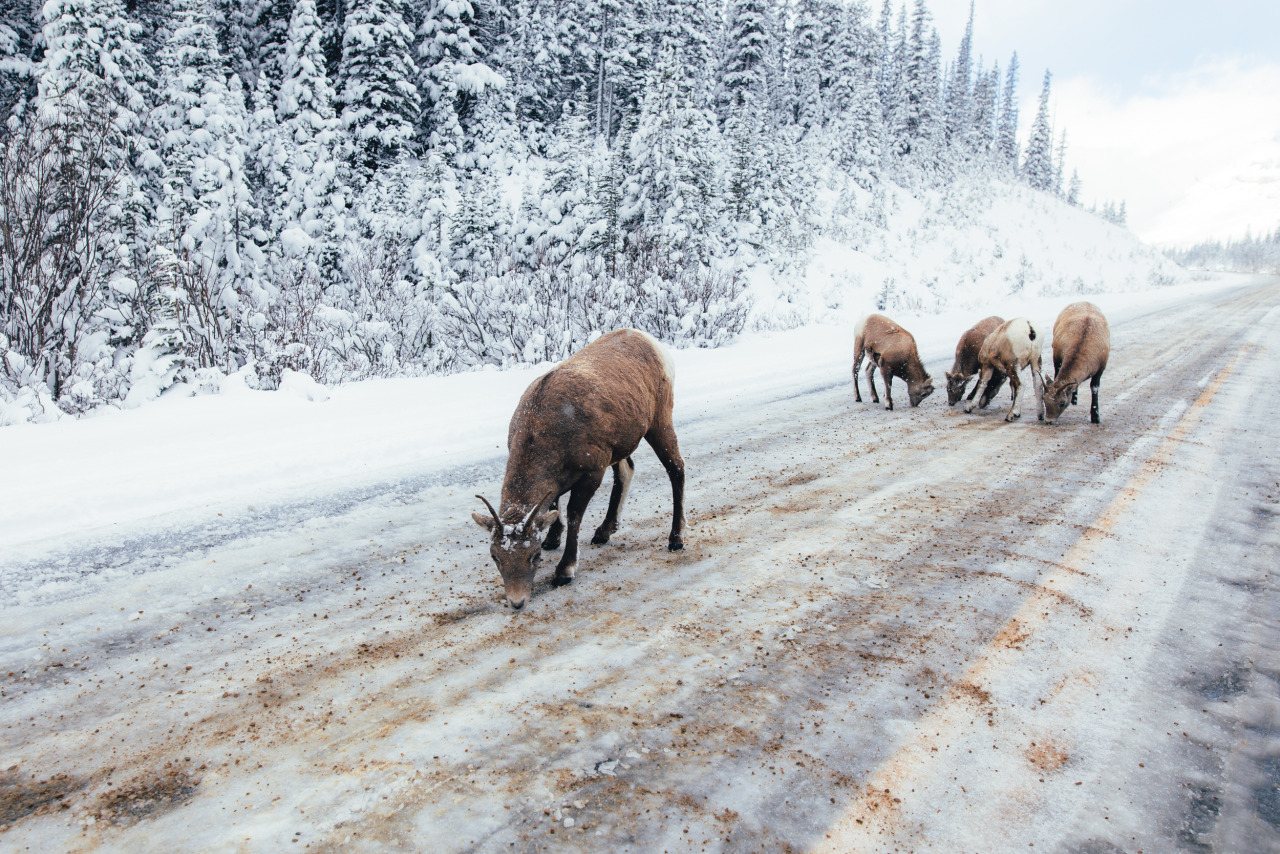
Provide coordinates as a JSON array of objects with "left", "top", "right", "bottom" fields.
[
  {"left": 472, "top": 329, "right": 685, "bottom": 609},
  {"left": 963, "top": 317, "right": 1045, "bottom": 422},
  {"left": 1043, "top": 302, "right": 1110, "bottom": 424},
  {"left": 945, "top": 315, "right": 1008, "bottom": 406},
  {"left": 852, "top": 314, "right": 934, "bottom": 410}
]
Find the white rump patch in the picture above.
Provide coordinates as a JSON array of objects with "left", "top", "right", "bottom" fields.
[{"left": 631, "top": 329, "right": 675, "bottom": 383}]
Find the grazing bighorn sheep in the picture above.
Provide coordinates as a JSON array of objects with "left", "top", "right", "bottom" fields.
[
  {"left": 472, "top": 329, "right": 685, "bottom": 610},
  {"left": 1043, "top": 301, "right": 1111, "bottom": 424},
  {"left": 945, "top": 315, "right": 1008, "bottom": 407},
  {"left": 963, "top": 317, "right": 1045, "bottom": 422},
  {"left": 852, "top": 314, "right": 934, "bottom": 410}
]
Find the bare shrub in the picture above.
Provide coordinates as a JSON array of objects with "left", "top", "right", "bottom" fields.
[
  {"left": 0, "top": 95, "right": 122, "bottom": 402},
  {"left": 334, "top": 238, "right": 442, "bottom": 377}
]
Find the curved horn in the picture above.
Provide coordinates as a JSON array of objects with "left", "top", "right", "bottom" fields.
[
  {"left": 521, "top": 488, "right": 558, "bottom": 533},
  {"left": 475, "top": 494, "right": 501, "bottom": 524}
]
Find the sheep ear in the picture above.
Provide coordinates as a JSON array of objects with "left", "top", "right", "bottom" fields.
[
  {"left": 537, "top": 509, "right": 560, "bottom": 529},
  {"left": 472, "top": 512, "right": 496, "bottom": 531}
]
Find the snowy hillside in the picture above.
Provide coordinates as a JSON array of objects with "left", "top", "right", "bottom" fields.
[{"left": 756, "top": 175, "right": 1184, "bottom": 324}]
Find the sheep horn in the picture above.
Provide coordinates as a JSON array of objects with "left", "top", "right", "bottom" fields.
[
  {"left": 475, "top": 494, "right": 501, "bottom": 525},
  {"left": 521, "top": 488, "right": 558, "bottom": 534}
]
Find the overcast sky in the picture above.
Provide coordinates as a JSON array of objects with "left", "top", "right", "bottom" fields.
[{"left": 927, "top": 0, "right": 1280, "bottom": 247}]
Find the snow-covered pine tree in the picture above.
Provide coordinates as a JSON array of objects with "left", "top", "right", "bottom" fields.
[
  {"left": 874, "top": 0, "right": 900, "bottom": 141},
  {"left": 624, "top": 44, "right": 721, "bottom": 267},
  {"left": 37, "top": 0, "right": 160, "bottom": 379},
  {"left": 923, "top": 27, "right": 943, "bottom": 167},
  {"left": 969, "top": 61, "right": 998, "bottom": 162},
  {"left": 408, "top": 150, "right": 458, "bottom": 301},
  {"left": 1022, "top": 69, "right": 1054, "bottom": 192},
  {"left": 897, "top": 0, "right": 939, "bottom": 161},
  {"left": 825, "top": 1, "right": 882, "bottom": 186},
  {"left": 580, "top": 117, "right": 631, "bottom": 270},
  {"left": 788, "top": 0, "right": 825, "bottom": 132},
  {"left": 529, "top": 100, "right": 593, "bottom": 268},
  {"left": 653, "top": 0, "right": 716, "bottom": 109},
  {"left": 338, "top": 0, "right": 420, "bottom": 181},
  {"left": 1053, "top": 127, "right": 1067, "bottom": 196},
  {"left": 451, "top": 162, "right": 509, "bottom": 285},
  {"left": 717, "top": 0, "right": 771, "bottom": 120},
  {"left": 943, "top": 0, "right": 972, "bottom": 150},
  {"left": 579, "top": 0, "right": 650, "bottom": 139},
  {"left": 126, "top": 217, "right": 188, "bottom": 407},
  {"left": 1067, "top": 168, "right": 1081, "bottom": 206},
  {"left": 995, "top": 51, "right": 1019, "bottom": 172},
  {"left": 215, "top": 0, "right": 291, "bottom": 96},
  {"left": 37, "top": 0, "right": 157, "bottom": 197},
  {"left": 482, "top": 0, "right": 558, "bottom": 130},
  {"left": 274, "top": 0, "right": 349, "bottom": 289},
  {"left": 146, "top": 0, "right": 264, "bottom": 384},
  {"left": 0, "top": 0, "right": 36, "bottom": 116},
  {"left": 418, "top": 0, "right": 504, "bottom": 166}
]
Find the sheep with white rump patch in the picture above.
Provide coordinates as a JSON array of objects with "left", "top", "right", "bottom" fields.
[
  {"left": 964, "top": 317, "right": 1045, "bottom": 422},
  {"left": 473, "top": 329, "right": 685, "bottom": 610}
]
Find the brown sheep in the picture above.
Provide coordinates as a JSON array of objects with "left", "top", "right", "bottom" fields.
[
  {"left": 1043, "top": 302, "right": 1111, "bottom": 424},
  {"left": 945, "top": 315, "right": 1007, "bottom": 406},
  {"left": 852, "top": 313, "right": 934, "bottom": 410},
  {"left": 473, "top": 329, "right": 685, "bottom": 609}
]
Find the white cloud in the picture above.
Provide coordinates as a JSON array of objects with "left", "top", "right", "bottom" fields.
[{"left": 1052, "top": 60, "right": 1280, "bottom": 246}]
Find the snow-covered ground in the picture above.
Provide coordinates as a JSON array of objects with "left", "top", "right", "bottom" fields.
[{"left": 2, "top": 273, "right": 1277, "bottom": 852}]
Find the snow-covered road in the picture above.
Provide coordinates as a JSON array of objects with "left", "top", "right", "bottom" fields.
[{"left": 2, "top": 279, "right": 1278, "bottom": 853}]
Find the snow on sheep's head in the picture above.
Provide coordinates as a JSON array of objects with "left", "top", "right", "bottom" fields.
[
  {"left": 945, "top": 371, "right": 970, "bottom": 406},
  {"left": 471, "top": 493, "right": 559, "bottom": 610}
]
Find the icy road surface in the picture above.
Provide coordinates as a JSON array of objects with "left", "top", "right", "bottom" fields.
[{"left": 2, "top": 280, "right": 1279, "bottom": 853}]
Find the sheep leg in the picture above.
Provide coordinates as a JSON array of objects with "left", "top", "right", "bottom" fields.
[
  {"left": 881, "top": 362, "right": 895, "bottom": 410},
  {"left": 981, "top": 370, "right": 1007, "bottom": 407},
  {"left": 592, "top": 457, "right": 634, "bottom": 544},
  {"left": 555, "top": 468, "right": 605, "bottom": 584},
  {"left": 852, "top": 344, "right": 865, "bottom": 402},
  {"left": 965, "top": 366, "right": 990, "bottom": 413},
  {"left": 1090, "top": 367, "right": 1104, "bottom": 424},
  {"left": 1005, "top": 368, "right": 1022, "bottom": 421},
  {"left": 964, "top": 374, "right": 981, "bottom": 402},
  {"left": 1031, "top": 353, "right": 1046, "bottom": 422},
  {"left": 645, "top": 424, "right": 686, "bottom": 551},
  {"left": 542, "top": 494, "right": 564, "bottom": 550},
  {"left": 866, "top": 359, "right": 880, "bottom": 403}
]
